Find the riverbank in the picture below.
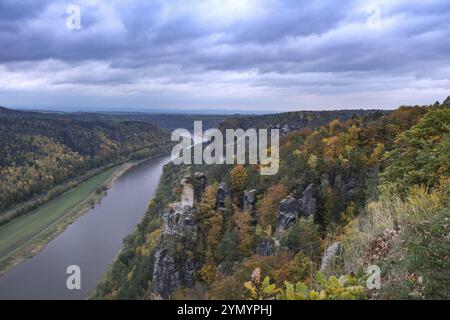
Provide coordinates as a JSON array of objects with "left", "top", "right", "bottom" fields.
[
  {"left": 90, "top": 158, "right": 182, "bottom": 300},
  {"left": 88, "top": 164, "right": 165, "bottom": 299},
  {"left": 0, "top": 162, "right": 136, "bottom": 278},
  {"left": 0, "top": 163, "right": 126, "bottom": 226},
  {"left": 0, "top": 154, "right": 172, "bottom": 299}
]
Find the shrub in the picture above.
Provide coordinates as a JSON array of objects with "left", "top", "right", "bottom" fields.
[
  {"left": 199, "top": 264, "right": 217, "bottom": 286},
  {"left": 381, "top": 207, "right": 450, "bottom": 299},
  {"left": 340, "top": 182, "right": 449, "bottom": 273},
  {"left": 279, "top": 217, "right": 322, "bottom": 261},
  {"left": 244, "top": 269, "right": 366, "bottom": 300}
]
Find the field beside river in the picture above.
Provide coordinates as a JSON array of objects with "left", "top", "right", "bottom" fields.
[
  {"left": 0, "top": 166, "right": 121, "bottom": 276},
  {"left": 0, "top": 155, "right": 171, "bottom": 299}
]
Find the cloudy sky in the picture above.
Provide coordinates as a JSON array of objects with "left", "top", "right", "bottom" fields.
[{"left": 0, "top": 0, "right": 449, "bottom": 112}]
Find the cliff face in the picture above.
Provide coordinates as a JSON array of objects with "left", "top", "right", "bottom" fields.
[
  {"left": 151, "top": 172, "right": 360, "bottom": 297},
  {"left": 152, "top": 203, "right": 197, "bottom": 299},
  {"left": 275, "top": 183, "right": 318, "bottom": 237},
  {"left": 152, "top": 173, "right": 206, "bottom": 299},
  {"left": 254, "top": 183, "right": 320, "bottom": 257}
]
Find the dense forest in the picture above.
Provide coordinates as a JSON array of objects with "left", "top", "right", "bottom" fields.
[
  {"left": 51, "top": 111, "right": 227, "bottom": 132},
  {"left": 219, "top": 109, "right": 387, "bottom": 134},
  {"left": 93, "top": 97, "right": 450, "bottom": 300},
  {"left": 0, "top": 107, "right": 172, "bottom": 214}
]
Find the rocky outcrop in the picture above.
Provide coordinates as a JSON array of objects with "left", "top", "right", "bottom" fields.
[
  {"left": 299, "top": 183, "right": 318, "bottom": 217},
  {"left": 268, "top": 123, "right": 294, "bottom": 136},
  {"left": 320, "top": 242, "right": 341, "bottom": 273},
  {"left": 181, "top": 179, "right": 195, "bottom": 207},
  {"left": 275, "top": 196, "right": 300, "bottom": 235},
  {"left": 243, "top": 189, "right": 257, "bottom": 214},
  {"left": 275, "top": 184, "right": 318, "bottom": 238},
  {"left": 343, "top": 176, "right": 358, "bottom": 202},
  {"left": 182, "top": 172, "right": 207, "bottom": 207},
  {"left": 160, "top": 203, "right": 197, "bottom": 236},
  {"left": 152, "top": 174, "right": 205, "bottom": 299},
  {"left": 216, "top": 182, "right": 230, "bottom": 213},
  {"left": 152, "top": 203, "right": 197, "bottom": 299},
  {"left": 256, "top": 240, "right": 274, "bottom": 256},
  {"left": 152, "top": 245, "right": 195, "bottom": 299}
]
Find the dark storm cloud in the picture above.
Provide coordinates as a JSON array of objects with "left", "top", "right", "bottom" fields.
[
  {"left": 225, "top": 0, "right": 356, "bottom": 43},
  {"left": 0, "top": 0, "right": 50, "bottom": 21},
  {"left": 1, "top": 0, "right": 449, "bottom": 71}
]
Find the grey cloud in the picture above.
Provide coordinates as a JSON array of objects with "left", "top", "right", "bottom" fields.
[
  {"left": 0, "top": 0, "right": 449, "bottom": 109},
  {"left": 225, "top": 0, "right": 357, "bottom": 44},
  {"left": 0, "top": 0, "right": 50, "bottom": 21}
]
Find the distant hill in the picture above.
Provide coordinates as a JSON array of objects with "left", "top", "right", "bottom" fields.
[
  {"left": 0, "top": 107, "right": 229, "bottom": 132},
  {"left": 219, "top": 109, "right": 389, "bottom": 133},
  {"left": 0, "top": 106, "right": 22, "bottom": 115},
  {"left": 69, "top": 112, "right": 229, "bottom": 132}
]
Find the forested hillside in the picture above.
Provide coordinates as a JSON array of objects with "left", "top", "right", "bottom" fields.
[
  {"left": 94, "top": 98, "right": 449, "bottom": 300},
  {"left": 0, "top": 107, "right": 171, "bottom": 213},
  {"left": 219, "top": 109, "right": 386, "bottom": 134},
  {"left": 47, "top": 111, "right": 227, "bottom": 132}
]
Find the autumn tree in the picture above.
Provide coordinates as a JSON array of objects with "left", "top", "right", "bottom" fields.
[
  {"left": 197, "top": 183, "right": 223, "bottom": 263},
  {"left": 280, "top": 217, "right": 322, "bottom": 261},
  {"left": 232, "top": 211, "right": 255, "bottom": 257},
  {"left": 230, "top": 165, "right": 248, "bottom": 206},
  {"left": 215, "top": 228, "right": 240, "bottom": 274},
  {"left": 256, "top": 183, "right": 287, "bottom": 233},
  {"left": 381, "top": 107, "right": 450, "bottom": 195}
]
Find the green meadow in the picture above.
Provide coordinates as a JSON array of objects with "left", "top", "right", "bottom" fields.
[{"left": 0, "top": 167, "right": 116, "bottom": 260}]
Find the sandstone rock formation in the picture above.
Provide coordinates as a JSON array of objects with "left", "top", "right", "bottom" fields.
[
  {"left": 183, "top": 172, "right": 206, "bottom": 206},
  {"left": 256, "top": 240, "right": 274, "bottom": 256},
  {"left": 152, "top": 173, "right": 206, "bottom": 299},
  {"left": 275, "top": 196, "right": 300, "bottom": 235},
  {"left": 216, "top": 182, "right": 230, "bottom": 213},
  {"left": 243, "top": 189, "right": 257, "bottom": 214},
  {"left": 299, "top": 183, "right": 318, "bottom": 217},
  {"left": 152, "top": 203, "right": 197, "bottom": 299},
  {"left": 320, "top": 242, "right": 341, "bottom": 273},
  {"left": 275, "top": 184, "right": 318, "bottom": 238}
]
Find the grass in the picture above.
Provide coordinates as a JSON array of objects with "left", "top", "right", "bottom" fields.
[
  {"left": 0, "top": 167, "right": 116, "bottom": 260},
  {"left": 380, "top": 207, "right": 450, "bottom": 299},
  {"left": 333, "top": 179, "right": 450, "bottom": 299},
  {"left": 339, "top": 184, "right": 448, "bottom": 274}
]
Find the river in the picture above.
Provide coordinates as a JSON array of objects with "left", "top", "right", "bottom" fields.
[{"left": 0, "top": 155, "right": 171, "bottom": 300}]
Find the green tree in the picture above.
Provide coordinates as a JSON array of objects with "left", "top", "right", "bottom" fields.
[
  {"left": 230, "top": 165, "right": 248, "bottom": 198},
  {"left": 280, "top": 217, "right": 322, "bottom": 261},
  {"left": 197, "top": 184, "right": 223, "bottom": 263},
  {"left": 256, "top": 183, "right": 287, "bottom": 232},
  {"left": 381, "top": 107, "right": 450, "bottom": 195},
  {"left": 216, "top": 228, "right": 240, "bottom": 274}
]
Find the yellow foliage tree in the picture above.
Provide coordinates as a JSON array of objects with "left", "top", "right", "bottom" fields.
[
  {"left": 230, "top": 165, "right": 248, "bottom": 195},
  {"left": 197, "top": 184, "right": 223, "bottom": 262},
  {"left": 256, "top": 183, "right": 287, "bottom": 232},
  {"left": 233, "top": 211, "right": 255, "bottom": 256}
]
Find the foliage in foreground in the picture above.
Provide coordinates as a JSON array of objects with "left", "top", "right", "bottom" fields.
[
  {"left": 244, "top": 268, "right": 365, "bottom": 300},
  {"left": 340, "top": 182, "right": 449, "bottom": 274},
  {"left": 380, "top": 207, "right": 450, "bottom": 299}
]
